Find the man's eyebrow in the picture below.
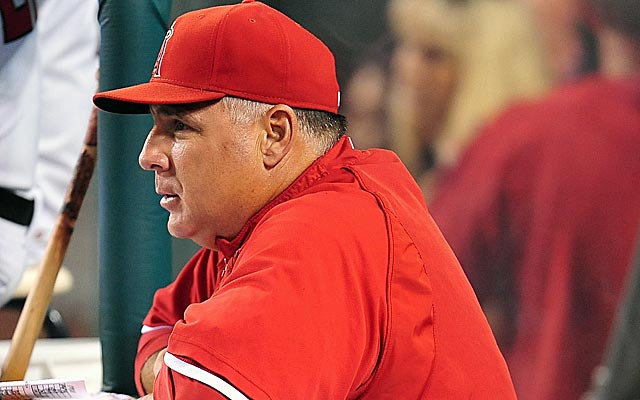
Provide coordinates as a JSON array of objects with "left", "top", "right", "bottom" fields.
[
  {"left": 151, "top": 104, "right": 180, "bottom": 116},
  {"left": 151, "top": 100, "right": 219, "bottom": 117}
]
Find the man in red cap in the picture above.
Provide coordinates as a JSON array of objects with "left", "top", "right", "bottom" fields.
[{"left": 94, "top": 1, "right": 516, "bottom": 399}]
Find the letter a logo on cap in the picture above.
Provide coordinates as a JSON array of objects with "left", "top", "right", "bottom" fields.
[{"left": 152, "top": 21, "right": 176, "bottom": 78}]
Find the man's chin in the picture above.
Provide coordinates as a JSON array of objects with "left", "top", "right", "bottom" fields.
[
  {"left": 167, "top": 218, "right": 217, "bottom": 249},
  {"left": 167, "top": 220, "right": 192, "bottom": 240}
]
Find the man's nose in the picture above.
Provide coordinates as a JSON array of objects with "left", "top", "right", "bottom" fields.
[{"left": 138, "top": 131, "right": 169, "bottom": 172}]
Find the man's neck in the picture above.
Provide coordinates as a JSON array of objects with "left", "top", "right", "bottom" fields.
[{"left": 598, "top": 27, "right": 640, "bottom": 79}]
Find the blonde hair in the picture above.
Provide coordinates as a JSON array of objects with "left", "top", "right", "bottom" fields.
[{"left": 388, "top": 0, "right": 552, "bottom": 173}]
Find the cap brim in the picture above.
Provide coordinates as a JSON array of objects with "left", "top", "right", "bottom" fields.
[{"left": 93, "top": 81, "right": 226, "bottom": 114}]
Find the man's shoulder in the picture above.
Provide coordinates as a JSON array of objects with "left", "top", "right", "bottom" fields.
[
  {"left": 466, "top": 74, "right": 635, "bottom": 158},
  {"left": 493, "top": 74, "right": 632, "bottom": 127}
]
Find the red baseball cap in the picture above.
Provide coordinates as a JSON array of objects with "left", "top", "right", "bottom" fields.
[{"left": 93, "top": 0, "right": 340, "bottom": 114}]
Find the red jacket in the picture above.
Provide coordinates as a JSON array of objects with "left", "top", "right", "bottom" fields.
[
  {"left": 431, "top": 74, "right": 640, "bottom": 400},
  {"left": 137, "top": 136, "right": 515, "bottom": 399}
]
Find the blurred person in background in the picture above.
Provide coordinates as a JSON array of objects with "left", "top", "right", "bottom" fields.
[
  {"left": 342, "top": 36, "right": 395, "bottom": 151},
  {"left": 0, "top": 0, "right": 99, "bottom": 307},
  {"left": 386, "top": 0, "right": 552, "bottom": 201},
  {"left": 429, "top": 0, "right": 640, "bottom": 397},
  {"left": 524, "top": 0, "right": 600, "bottom": 81}
]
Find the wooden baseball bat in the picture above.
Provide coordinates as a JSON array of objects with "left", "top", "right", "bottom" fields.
[{"left": 0, "top": 105, "right": 98, "bottom": 381}]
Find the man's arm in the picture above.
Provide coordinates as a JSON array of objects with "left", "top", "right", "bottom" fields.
[
  {"left": 140, "top": 348, "right": 165, "bottom": 395},
  {"left": 144, "top": 352, "right": 241, "bottom": 400},
  {"left": 134, "top": 248, "right": 220, "bottom": 395}
]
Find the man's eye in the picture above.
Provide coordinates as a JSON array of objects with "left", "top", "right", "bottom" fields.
[{"left": 175, "top": 120, "right": 188, "bottom": 131}]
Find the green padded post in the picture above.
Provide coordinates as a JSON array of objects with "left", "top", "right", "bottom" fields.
[{"left": 97, "top": 0, "right": 173, "bottom": 395}]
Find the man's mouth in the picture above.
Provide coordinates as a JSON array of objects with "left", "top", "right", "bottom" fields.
[{"left": 159, "top": 193, "right": 180, "bottom": 209}]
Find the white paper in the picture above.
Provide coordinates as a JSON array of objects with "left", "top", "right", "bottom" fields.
[{"left": 0, "top": 378, "right": 135, "bottom": 400}]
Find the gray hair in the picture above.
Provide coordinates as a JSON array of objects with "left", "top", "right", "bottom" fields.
[{"left": 221, "top": 96, "right": 347, "bottom": 155}]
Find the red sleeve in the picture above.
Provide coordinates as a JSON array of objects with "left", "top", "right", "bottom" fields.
[
  {"left": 134, "top": 248, "right": 221, "bottom": 395},
  {"left": 134, "top": 328, "right": 172, "bottom": 396},
  {"left": 152, "top": 354, "right": 245, "bottom": 400}
]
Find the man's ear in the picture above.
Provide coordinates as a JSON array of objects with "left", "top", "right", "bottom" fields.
[{"left": 261, "top": 104, "right": 296, "bottom": 168}]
